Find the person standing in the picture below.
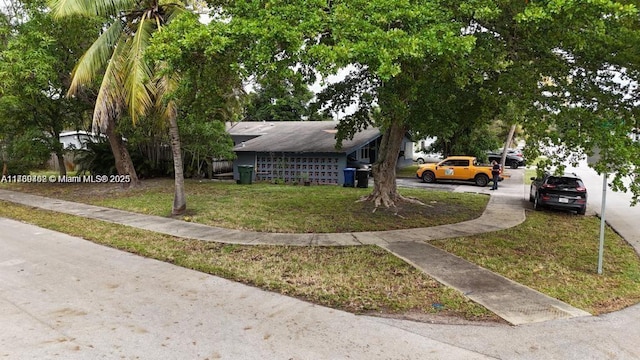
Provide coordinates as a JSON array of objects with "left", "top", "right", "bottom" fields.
[{"left": 491, "top": 160, "right": 501, "bottom": 190}]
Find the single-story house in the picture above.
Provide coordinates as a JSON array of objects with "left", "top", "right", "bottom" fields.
[
  {"left": 47, "top": 131, "right": 104, "bottom": 171},
  {"left": 227, "top": 121, "right": 414, "bottom": 185},
  {"left": 59, "top": 130, "right": 104, "bottom": 150}
]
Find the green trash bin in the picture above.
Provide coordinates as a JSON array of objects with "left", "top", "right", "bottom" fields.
[{"left": 237, "top": 165, "right": 254, "bottom": 184}]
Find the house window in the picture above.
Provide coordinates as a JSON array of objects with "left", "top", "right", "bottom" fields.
[{"left": 360, "top": 148, "right": 370, "bottom": 160}]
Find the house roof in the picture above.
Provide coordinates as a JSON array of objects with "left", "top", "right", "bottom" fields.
[{"left": 228, "top": 121, "right": 381, "bottom": 154}]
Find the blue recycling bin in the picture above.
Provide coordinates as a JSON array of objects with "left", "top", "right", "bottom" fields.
[{"left": 343, "top": 168, "right": 355, "bottom": 187}]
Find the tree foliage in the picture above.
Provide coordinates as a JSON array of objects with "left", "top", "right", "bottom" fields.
[
  {"left": 212, "top": 0, "right": 640, "bottom": 205},
  {"left": 0, "top": 1, "right": 97, "bottom": 175},
  {"left": 511, "top": 1, "right": 640, "bottom": 202},
  {"left": 146, "top": 12, "right": 241, "bottom": 170},
  {"left": 244, "top": 79, "right": 326, "bottom": 122}
]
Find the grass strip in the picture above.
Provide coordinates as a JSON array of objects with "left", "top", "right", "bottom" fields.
[{"left": 431, "top": 210, "right": 640, "bottom": 314}]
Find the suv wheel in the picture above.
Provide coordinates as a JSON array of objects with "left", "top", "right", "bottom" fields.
[{"left": 533, "top": 194, "right": 542, "bottom": 211}]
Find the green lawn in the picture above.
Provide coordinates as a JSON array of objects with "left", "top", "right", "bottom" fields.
[
  {"left": 3, "top": 178, "right": 487, "bottom": 233},
  {"left": 431, "top": 210, "right": 640, "bottom": 314}
]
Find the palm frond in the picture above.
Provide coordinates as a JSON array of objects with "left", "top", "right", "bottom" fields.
[
  {"left": 93, "top": 42, "right": 128, "bottom": 132},
  {"left": 48, "top": 0, "right": 93, "bottom": 17},
  {"left": 57, "top": 0, "right": 193, "bottom": 128},
  {"left": 67, "top": 20, "right": 124, "bottom": 96},
  {"left": 49, "top": 0, "right": 140, "bottom": 17},
  {"left": 92, "top": 0, "right": 139, "bottom": 17},
  {"left": 122, "top": 14, "right": 155, "bottom": 124},
  {"left": 161, "top": 2, "right": 190, "bottom": 23},
  {"left": 155, "top": 65, "right": 181, "bottom": 123}
]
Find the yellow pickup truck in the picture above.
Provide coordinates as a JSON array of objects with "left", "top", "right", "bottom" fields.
[{"left": 416, "top": 156, "right": 499, "bottom": 187}]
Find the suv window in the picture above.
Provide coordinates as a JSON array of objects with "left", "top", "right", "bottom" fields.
[{"left": 547, "top": 176, "right": 583, "bottom": 188}]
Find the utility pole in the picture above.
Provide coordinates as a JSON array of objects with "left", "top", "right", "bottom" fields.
[{"left": 598, "top": 173, "right": 608, "bottom": 275}]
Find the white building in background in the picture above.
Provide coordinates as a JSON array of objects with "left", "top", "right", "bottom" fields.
[
  {"left": 47, "top": 131, "right": 104, "bottom": 172},
  {"left": 59, "top": 131, "right": 103, "bottom": 150}
]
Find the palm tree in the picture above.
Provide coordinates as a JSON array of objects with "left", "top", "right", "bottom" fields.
[{"left": 49, "top": 0, "right": 193, "bottom": 215}]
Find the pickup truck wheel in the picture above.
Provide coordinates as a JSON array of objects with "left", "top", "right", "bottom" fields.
[
  {"left": 475, "top": 174, "right": 489, "bottom": 187},
  {"left": 421, "top": 171, "right": 435, "bottom": 183}
]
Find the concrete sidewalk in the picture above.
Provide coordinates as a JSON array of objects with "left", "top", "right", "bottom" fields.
[
  {"left": 0, "top": 169, "right": 592, "bottom": 325},
  {"left": 0, "top": 188, "right": 524, "bottom": 247}
]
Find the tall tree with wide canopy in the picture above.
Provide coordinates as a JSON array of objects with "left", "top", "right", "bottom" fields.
[
  {"left": 217, "top": 0, "right": 476, "bottom": 207},
  {"left": 216, "top": 0, "right": 640, "bottom": 206},
  {"left": 49, "top": 0, "right": 200, "bottom": 215}
]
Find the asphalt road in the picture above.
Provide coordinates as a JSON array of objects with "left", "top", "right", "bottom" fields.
[
  {"left": 565, "top": 160, "right": 640, "bottom": 252},
  {"left": 396, "top": 176, "right": 463, "bottom": 191}
]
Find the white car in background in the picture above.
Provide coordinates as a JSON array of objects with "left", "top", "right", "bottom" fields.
[
  {"left": 412, "top": 137, "right": 441, "bottom": 164},
  {"left": 412, "top": 151, "right": 442, "bottom": 164}
]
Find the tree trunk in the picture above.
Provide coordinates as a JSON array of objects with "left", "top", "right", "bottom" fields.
[
  {"left": 501, "top": 124, "right": 517, "bottom": 169},
  {"left": 367, "top": 120, "right": 407, "bottom": 208},
  {"left": 168, "top": 115, "right": 186, "bottom": 216},
  {"left": 1, "top": 138, "right": 8, "bottom": 176},
  {"left": 206, "top": 157, "right": 213, "bottom": 179},
  {"left": 51, "top": 129, "right": 67, "bottom": 177},
  {"left": 56, "top": 151, "right": 67, "bottom": 177},
  {"left": 104, "top": 119, "right": 140, "bottom": 187}
]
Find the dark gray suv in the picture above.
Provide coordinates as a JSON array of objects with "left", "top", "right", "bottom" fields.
[
  {"left": 487, "top": 150, "right": 526, "bottom": 169},
  {"left": 529, "top": 172, "right": 587, "bottom": 215}
]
